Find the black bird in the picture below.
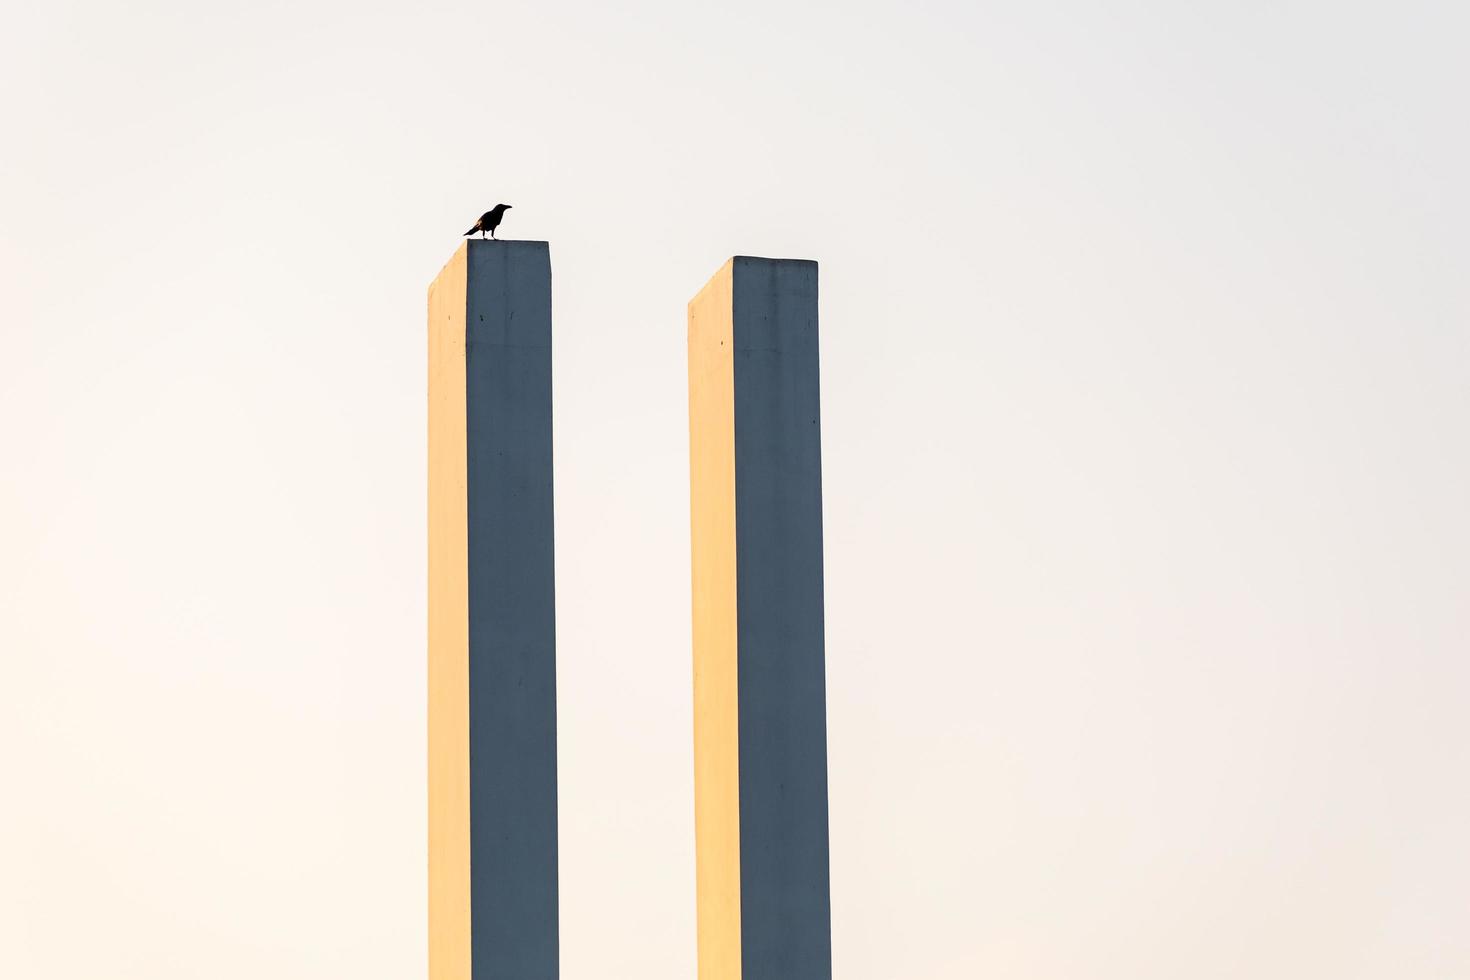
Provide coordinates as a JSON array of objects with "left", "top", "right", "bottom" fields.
[{"left": 464, "top": 204, "right": 512, "bottom": 240}]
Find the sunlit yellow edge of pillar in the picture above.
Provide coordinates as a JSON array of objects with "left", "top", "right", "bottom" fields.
[
  {"left": 689, "top": 260, "right": 743, "bottom": 980},
  {"left": 428, "top": 244, "right": 472, "bottom": 980}
]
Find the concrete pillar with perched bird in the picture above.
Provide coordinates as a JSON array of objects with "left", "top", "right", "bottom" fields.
[{"left": 428, "top": 238, "right": 558, "bottom": 980}]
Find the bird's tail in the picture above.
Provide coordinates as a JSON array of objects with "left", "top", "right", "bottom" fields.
[{"left": 463, "top": 225, "right": 477, "bottom": 236}]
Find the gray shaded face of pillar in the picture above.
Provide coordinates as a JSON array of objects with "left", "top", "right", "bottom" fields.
[
  {"left": 733, "top": 259, "right": 831, "bottom": 980},
  {"left": 466, "top": 241, "right": 559, "bottom": 980}
]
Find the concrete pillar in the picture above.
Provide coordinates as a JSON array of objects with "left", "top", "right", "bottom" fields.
[
  {"left": 428, "top": 240, "right": 558, "bottom": 980},
  {"left": 688, "top": 257, "right": 832, "bottom": 980}
]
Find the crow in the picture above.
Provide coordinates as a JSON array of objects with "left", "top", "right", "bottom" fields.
[{"left": 464, "top": 204, "right": 512, "bottom": 240}]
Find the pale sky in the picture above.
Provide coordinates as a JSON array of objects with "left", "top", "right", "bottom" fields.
[{"left": 3, "top": 1, "right": 1468, "bottom": 977}]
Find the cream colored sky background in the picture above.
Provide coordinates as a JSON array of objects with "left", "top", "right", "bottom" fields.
[{"left": 3, "top": 1, "right": 1469, "bottom": 977}]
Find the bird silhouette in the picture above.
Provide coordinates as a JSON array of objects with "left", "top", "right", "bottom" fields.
[{"left": 464, "top": 204, "right": 512, "bottom": 240}]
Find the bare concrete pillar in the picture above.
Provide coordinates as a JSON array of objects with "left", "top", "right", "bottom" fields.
[
  {"left": 688, "top": 257, "right": 832, "bottom": 980},
  {"left": 428, "top": 240, "right": 558, "bottom": 980}
]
